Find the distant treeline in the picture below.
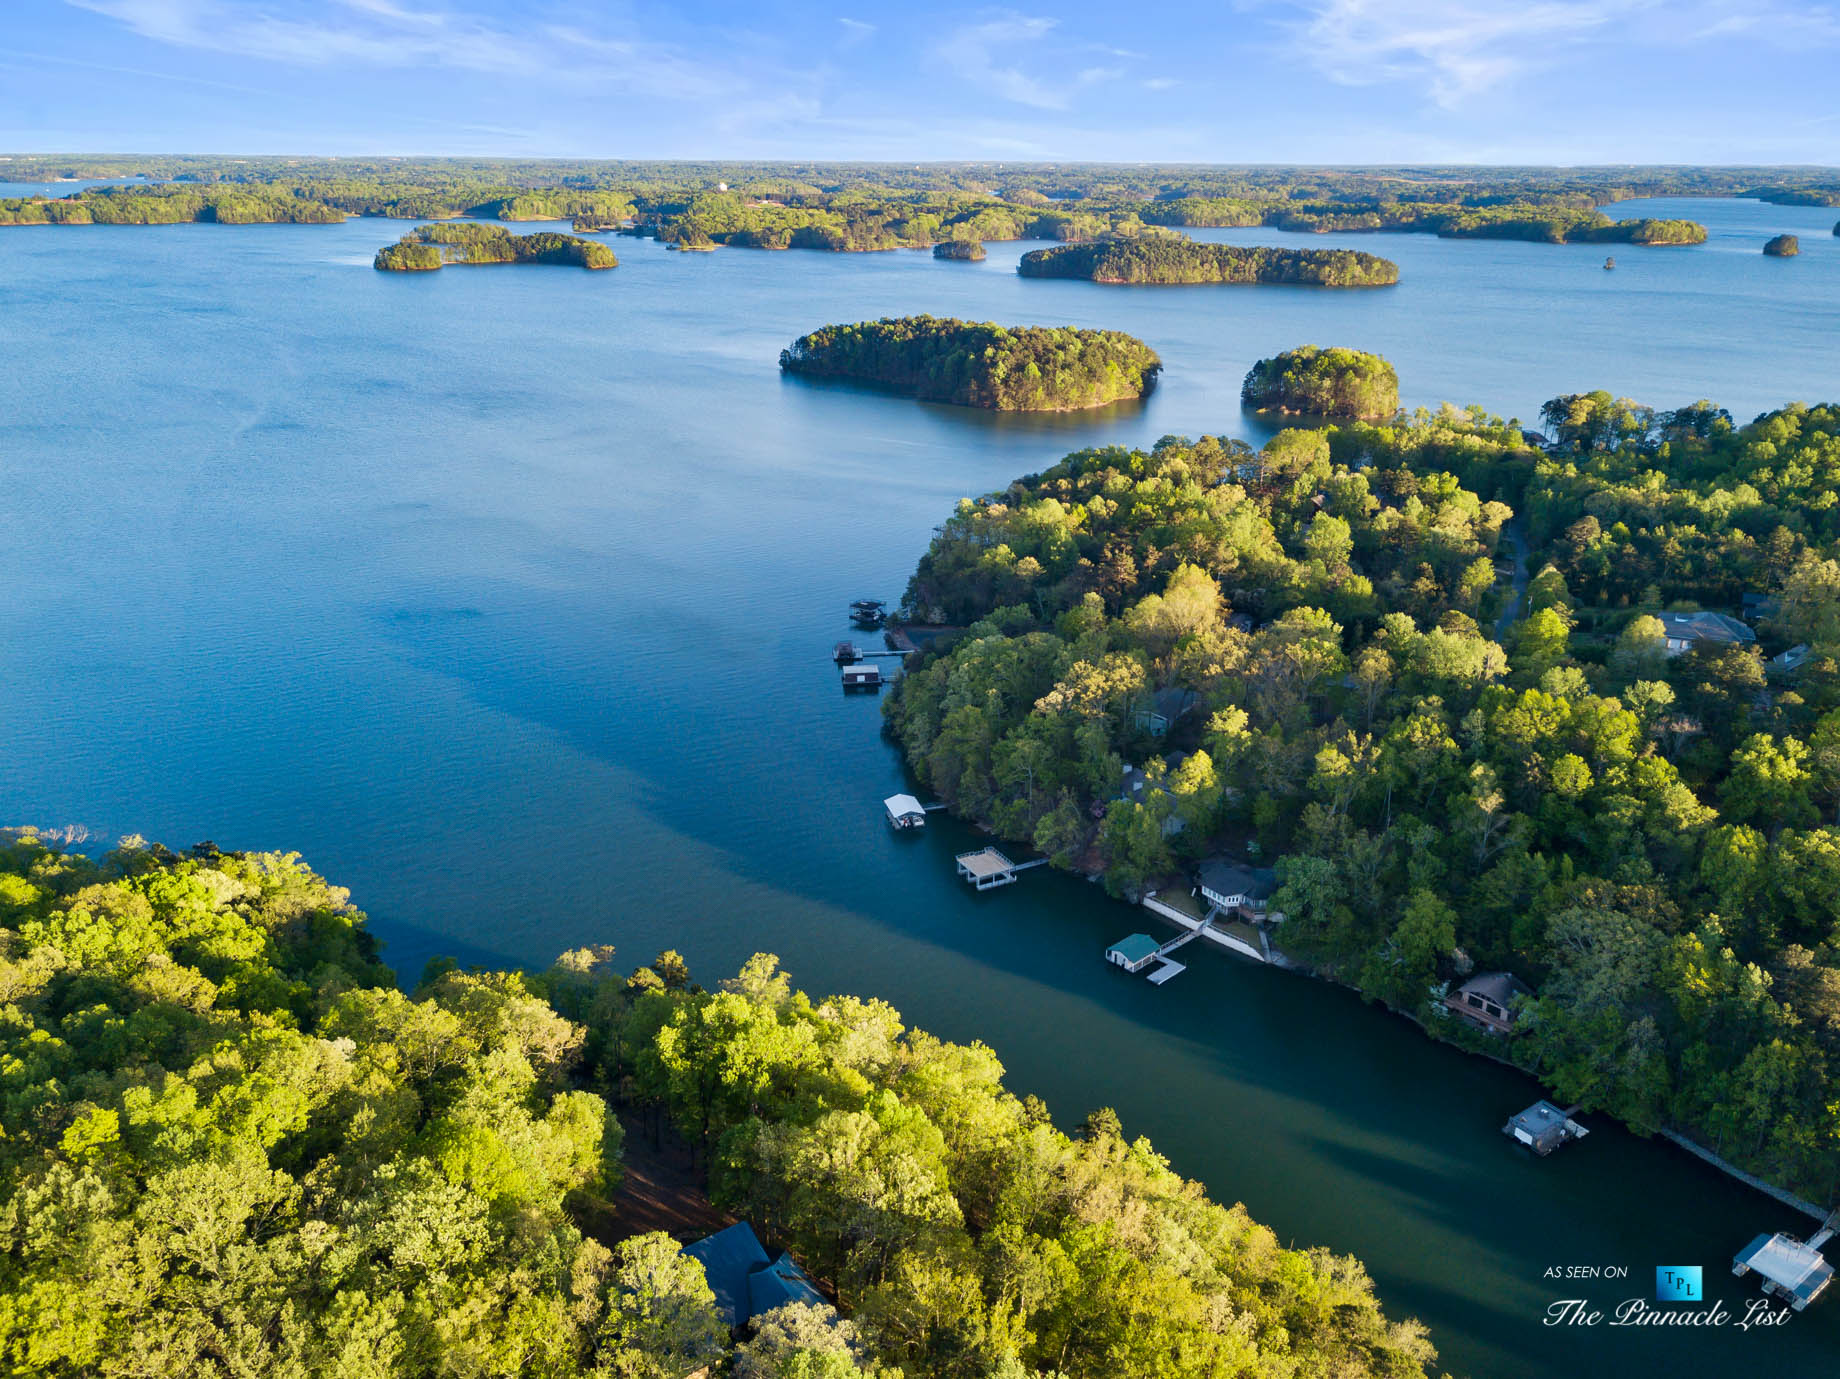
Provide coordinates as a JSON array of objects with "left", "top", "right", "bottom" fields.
[
  {"left": 779, "top": 315, "right": 1161, "bottom": 410},
  {"left": 1019, "top": 239, "right": 1400, "bottom": 287},
  {"left": 375, "top": 223, "right": 615, "bottom": 270}
]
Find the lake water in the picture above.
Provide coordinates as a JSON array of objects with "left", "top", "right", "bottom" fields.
[{"left": 3, "top": 197, "right": 1838, "bottom": 1377}]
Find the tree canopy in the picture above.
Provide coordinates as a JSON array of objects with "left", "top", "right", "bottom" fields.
[
  {"left": 375, "top": 224, "right": 616, "bottom": 271},
  {"left": 1242, "top": 347, "right": 1400, "bottom": 420},
  {"left": 780, "top": 317, "right": 1161, "bottom": 411},
  {"left": 1017, "top": 240, "right": 1399, "bottom": 287}
]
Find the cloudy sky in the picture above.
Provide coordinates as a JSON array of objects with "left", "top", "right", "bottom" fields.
[{"left": 4, "top": 0, "right": 1839, "bottom": 162}]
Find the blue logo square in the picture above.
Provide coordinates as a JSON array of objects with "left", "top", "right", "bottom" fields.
[{"left": 1656, "top": 1266, "right": 1702, "bottom": 1301}]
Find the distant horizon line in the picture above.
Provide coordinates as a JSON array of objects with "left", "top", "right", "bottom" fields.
[{"left": 4, "top": 153, "right": 1840, "bottom": 173}]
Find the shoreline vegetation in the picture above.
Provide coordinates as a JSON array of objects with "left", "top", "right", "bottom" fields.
[
  {"left": 1241, "top": 346, "right": 1401, "bottom": 419},
  {"left": 1017, "top": 239, "right": 1399, "bottom": 286},
  {"left": 374, "top": 223, "right": 615, "bottom": 271},
  {"left": 779, "top": 316, "right": 1162, "bottom": 411},
  {"left": 0, "top": 828, "right": 1436, "bottom": 1379},
  {"left": 932, "top": 238, "right": 986, "bottom": 261},
  {"left": 881, "top": 376, "right": 1840, "bottom": 1211},
  {"left": 8, "top": 159, "right": 1835, "bottom": 257}
]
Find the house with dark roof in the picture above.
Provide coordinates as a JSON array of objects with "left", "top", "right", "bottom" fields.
[
  {"left": 683, "top": 1222, "right": 822, "bottom": 1330},
  {"left": 1197, "top": 859, "right": 1278, "bottom": 917},
  {"left": 1134, "top": 688, "right": 1199, "bottom": 736},
  {"left": 1444, "top": 971, "right": 1531, "bottom": 1034},
  {"left": 1657, "top": 611, "right": 1755, "bottom": 656}
]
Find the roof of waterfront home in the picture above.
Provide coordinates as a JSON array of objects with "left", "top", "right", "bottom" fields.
[
  {"left": 1198, "top": 859, "right": 1278, "bottom": 900},
  {"left": 1657, "top": 610, "right": 1755, "bottom": 644}
]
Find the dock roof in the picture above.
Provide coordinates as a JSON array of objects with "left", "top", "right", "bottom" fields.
[
  {"left": 1108, "top": 933, "right": 1160, "bottom": 964},
  {"left": 884, "top": 793, "right": 925, "bottom": 820},
  {"left": 1736, "top": 1232, "right": 1835, "bottom": 1304}
]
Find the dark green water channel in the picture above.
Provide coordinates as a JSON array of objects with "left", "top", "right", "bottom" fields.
[{"left": 4, "top": 197, "right": 1838, "bottom": 1376}]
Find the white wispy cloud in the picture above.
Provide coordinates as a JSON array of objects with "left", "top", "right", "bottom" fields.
[
  {"left": 931, "top": 14, "right": 1066, "bottom": 109},
  {"left": 837, "top": 17, "right": 876, "bottom": 46},
  {"left": 1289, "top": 0, "right": 1627, "bottom": 107}
]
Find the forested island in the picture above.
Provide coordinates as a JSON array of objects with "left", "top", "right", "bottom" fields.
[
  {"left": 884, "top": 389, "right": 1840, "bottom": 1207},
  {"left": 1018, "top": 239, "right": 1399, "bottom": 287},
  {"left": 1242, "top": 346, "right": 1400, "bottom": 420},
  {"left": 375, "top": 223, "right": 615, "bottom": 271},
  {"left": 1765, "top": 234, "right": 1801, "bottom": 257},
  {"left": 0, "top": 830, "right": 1435, "bottom": 1379},
  {"left": 779, "top": 316, "right": 1162, "bottom": 411},
  {"left": 10, "top": 157, "right": 1827, "bottom": 254},
  {"left": 932, "top": 238, "right": 986, "bottom": 261}
]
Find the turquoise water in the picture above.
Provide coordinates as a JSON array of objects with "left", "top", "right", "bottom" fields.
[{"left": 3, "top": 198, "right": 1838, "bottom": 1376}]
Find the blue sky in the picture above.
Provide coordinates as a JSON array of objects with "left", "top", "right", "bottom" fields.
[{"left": 3, "top": 1, "right": 1839, "bottom": 162}]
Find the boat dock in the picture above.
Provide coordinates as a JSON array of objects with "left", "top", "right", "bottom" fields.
[
  {"left": 954, "top": 847, "right": 1049, "bottom": 890},
  {"left": 1504, "top": 1100, "right": 1589, "bottom": 1155},
  {"left": 1733, "top": 1210, "right": 1837, "bottom": 1310},
  {"left": 1106, "top": 928, "right": 1198, "bottom": 984}
]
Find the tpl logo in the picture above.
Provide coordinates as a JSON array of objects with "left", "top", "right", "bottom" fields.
[{"left": 1656, "top": 1266, "right": 1703, "bottom": 1302}]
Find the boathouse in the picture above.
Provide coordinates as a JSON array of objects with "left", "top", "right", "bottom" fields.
[
  {"left": 884, "top": 793, "right": 927, "bottom": 829},
  {"left": 1106, "top": 933, "right": 1160, "bottom": 973},
  {"left": 1734, "top": 1231, "right": 1835, "bottom": 1311},
  {"left": 683, "top": 1221, "right": 824, "bottom": 1330},
  {"left": 1504, "top": 1100, "right": 1588, "bottom": 1155},
  {"left": 834, "top": 641, "right": 862, "bottom": 663},
  {"left": 1197, "top": 859, "right": 1277, "bottom": 917},
  {"left": 841, "top": 663, "right": 882, "bottom": 690},
  {"left": 1445, "top": 971, "right": 1531, "bottom": 1034}
]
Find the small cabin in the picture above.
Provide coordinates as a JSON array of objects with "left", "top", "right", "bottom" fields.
[
  {"left": 884, "top": 793, "right": 927, "bottom": 829},
  {"left": 1504, "top": 1099, "right": 1588, "bottom": 1155},
  {"left": 1445, "top": 971, "right": 1531, "bottom": 1034},
  {"left": 841, "top": 663, "right": 882, "bottom": 691},
  {"left": 1733, "top": 1231, "right": 1835, "bottom": 1311},
  {"left": 1197, "top": 859, "right": 1277, "bottom": 918},
  {"left": 1106, "top": 933, "right": 1160, "bottom": 973}
]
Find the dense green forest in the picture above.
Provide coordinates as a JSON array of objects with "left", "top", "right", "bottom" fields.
[
  {"left": 933, "top": 240, "right": 986, "bottom": 262},
  {"left": 0, "top": 831, "right": 1435, "bottom": 1378},
  {"left": 375, "top": 224, "right": 616, "bottom": 271},
  {"left": 779, "top": 317, "right": 1161, "bottom": 411},
  {"left": 1018, "top": 240, "right": 1399, "bottom": 287},
  {"left": 10, "top": 157, "right": 1835, "bottom": 253},
  {"left": 1242, "top": 348, "right": 1400, "bottom": 420},
  {"left": 883, "top": 385, "right": 1840, "bottom": 1206}
]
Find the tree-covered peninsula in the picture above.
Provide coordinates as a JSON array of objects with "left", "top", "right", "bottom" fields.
[
  {"left": 884, "top": 393, "right": 1840, "bottom": 1207},
  {"left": 1018, "top": 239, "right": 1399, "bottom": 287},
  {"left": 0, "top": 829, "right": 1435, "bottom": 1379},
  {"left": 375, "top": 223, "right": 616, "bottom": 271},
  {"left": 779, "top": 316, "right": 1162, "bottom": 411},
  {"left": 1764, "top": 234, "right": 1801, "bottom": 257},
  {"left": 1242, "top": 346, "right": 1400, "bottom": 420}
]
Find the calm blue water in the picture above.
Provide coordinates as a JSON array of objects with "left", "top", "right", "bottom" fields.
[{"left": 3, "top": 198, "right": 1838, "bottom": 1377}]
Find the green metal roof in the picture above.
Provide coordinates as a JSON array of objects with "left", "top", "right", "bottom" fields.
[{"left": 1107, "top": 933, "right": 1159, "bottom": 963}]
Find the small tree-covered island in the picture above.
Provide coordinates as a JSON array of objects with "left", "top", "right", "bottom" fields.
[
  {"left": 0, "top": 830, "right": 1436, "bottom": 1379},
  {"left": 1242, "top": 346, "right": 1401, "bottom": 420},
  {"left": 932, "top": 238, "right": 986, "bottom": 261},
  {"left": 885, "top": 384, "right": 1840, "bottom": 1208},
  {"left": 779, "top": 316, "right": 1162, "bottom": 411},
  {"left": 375, "top": 223, "right": 616, "bottom": 271},
  {"left": 1018, "top": 239, "right": 1399, "bottom": 287},
  {"left": 1764, "top": 234, "right": 1801, "bottom": 257}
]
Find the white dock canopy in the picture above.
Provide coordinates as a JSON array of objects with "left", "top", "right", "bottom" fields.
[{"left": 884, "top": 794, "right": 927, "bottom": 828}]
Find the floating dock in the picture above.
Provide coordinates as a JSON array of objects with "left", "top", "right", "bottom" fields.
[
  {"left": 884, "top": 794, "right": 927, "bottom": 829},
  {"left": 954, "top": 847, "right": 1048, "bottom": 890},
  {"left": 1504, "top": 1100, "right": 1589, "bottom": 1155},
  {"left": 1734, "top": 1209, "right": 1838, "bottom": 1311},
  {"left": 1106, "top": 928, "right": 1197, "bottom": 983}
]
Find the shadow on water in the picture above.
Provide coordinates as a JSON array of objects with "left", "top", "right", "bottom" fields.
[{"left": 776, "top": 368, "right": 1157, "bottom": 435}]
